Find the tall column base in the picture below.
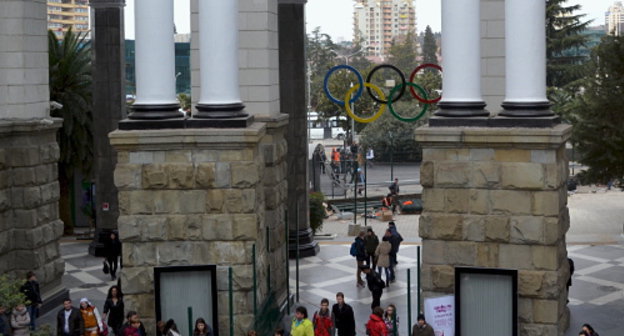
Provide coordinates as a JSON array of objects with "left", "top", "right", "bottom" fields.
[
  {"left": 0, "top": 119, "right": 66, "bottom": 311},
  {"left": 416, "top": 124, "right": 572, "bottom": 336},
  {"left": 500, "top": 101, "right": 554, "bottom": 117},
  {"left": 110, "top": 122, "right": 288, "bottom": 336},
  {"left": 289, "top": 228, "right": 320, "bottom": 258},
  {"left": 435, "top": 101, "right": 489, "bottom": 117},
  {"left": 128, "top": 103, "right": 182, "bottom": 119},
  {"left": 429, "top": 114, "right": 560, "bottom": 128}
]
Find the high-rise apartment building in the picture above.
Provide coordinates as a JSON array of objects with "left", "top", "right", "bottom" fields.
[
  {"left": 606, "top": 1, "right": 624, "bottom": 36},
  {"left": 47, "top": 0, "right": 90, "bottom": 39},
  {"left": 353, "top": 0, "right": 416, "bottom": 60}
]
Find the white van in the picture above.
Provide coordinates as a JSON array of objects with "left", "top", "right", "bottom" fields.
[{"left": 307, "top": 112, "right": 347, "bottom": 140}]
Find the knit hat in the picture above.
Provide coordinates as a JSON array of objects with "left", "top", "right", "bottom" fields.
[{"left": 417, "top": 314, "right": 425, "bottom": 321}]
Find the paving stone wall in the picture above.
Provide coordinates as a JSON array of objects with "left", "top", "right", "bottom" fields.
[
  {"left": 111, "top": 122, "right": 288, "bottom": 335},
  {"left": 0, "top": 120, "right": 65, "bottom": 290},
  {"left": 415, "top": 125, "right": 572, "bottom": 335}
]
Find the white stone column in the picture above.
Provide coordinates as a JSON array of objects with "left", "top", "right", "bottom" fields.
[
  {"left": 436, "top": 0, "right": 488, "bottom": 117},
  {"left": 500, "top": 0, "right": 552, "bottom": 116},
  {"left": 195, "top": 0, "right": 247, "bottom": 119},
  {"left": 129, "top": 0, "right": 180, "bottom": 119}
]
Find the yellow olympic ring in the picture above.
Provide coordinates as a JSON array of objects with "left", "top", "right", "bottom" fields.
[{"left": 344, "top": 83, "right": 386, "bottom": 123}]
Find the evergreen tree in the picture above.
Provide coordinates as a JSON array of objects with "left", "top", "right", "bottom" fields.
[
  {"left": 387, "top": 31, "right": 419, "bottom": 76},
  {"left": 546, "top": 0, "right": 592, "bottom": 88},
  {"left": 422, "top": 25, "right": 438, "bottom": 65},
  {"left": 572, "top": 36, "right": 624, "bottom": 183},
  {"left": 48, "top": 29, "right": 93, "bottom": 233}
]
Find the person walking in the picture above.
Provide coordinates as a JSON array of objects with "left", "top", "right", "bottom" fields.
[
  {"left": 102, "top": 286, "right": 124, "bottom": 336},
  {"left": 164, "top": 319, "right": 181, "bottom": 336},
  {"left": 10, "top": 304, "right": 30, "bottom": 336},
  {"left": 104, "top": 232, "right": 122, "bottom": 281},
  {"left": 364, "top": 229, "right": 380, "bottom": 270},
  {"left": 366, "top": 148, "right": 374, "bottom": 168},
  {"left": 411, "top": 314, "right": 434, "bottom": 336},
  {"left": 56, "top": 298, "right": 84, "bottom": 336},
  {"left": 362, "top": 265, "right": 385, "bottom": 310},
  {"left": 378, "top": 230, "right": 395, "bottom": 283},
  {"left": 193, "top": 318, "right": 213, "bottom": 336},
  {"left": 365, "top": 307, "right": 388, "bottom": 336},
  {"left": 387, "top": 223, "right": 403, "bottom": 282},
  {"left": 79, "top": 298, "right": 103, "bottom": 336},
  {"left": 290, "top": 306, "right": 313, "bottom": 336},
  {"left": 0, "top": 305, "right": 12, "bottom": 336},
  {"left": 388, "top": 178, "right": 399, "bottom": 196},
  {"left": 581, "top": 324, "right": 599, "bottom": 336},
  {"left": 119, "top": 311, "right": 145, "bottom": 336},
  {"left": 20, "top": 272, "right": 42, "bottom": 330},
  {"left": 353, "top": 231, "right": 368, "bottom": 287},
  {"left": 375, "top": 233, "right": 393, "bottom": 286},
  {"left": 331, "top": 292, "right": 355, "bottom": 336},
  {"left": 384, "top": 305, "right": 399, "bottom": 336},
  {"left": 312, "top": 298, "right": 333, "bottom": 336}
]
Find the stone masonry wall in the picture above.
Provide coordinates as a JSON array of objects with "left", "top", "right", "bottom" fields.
[
  {"left": 0, "top": 120, "right": 65, "bottom": 291},
  {"left": 111, "top": 122, "right": 287, "bottom": 335},
  {"left": 258, "top": 116, "right": 290, "bottom": 305},
  {"left": 416, "top": 125, "right": 572, "bottom": 336}
]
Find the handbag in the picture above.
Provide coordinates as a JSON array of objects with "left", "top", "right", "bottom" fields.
[
  {"left": 103, "top": 260, "right": 110, "bottom": 274},
  {"left": 100, "top": 322, "right": 109, "bottom": 336}
]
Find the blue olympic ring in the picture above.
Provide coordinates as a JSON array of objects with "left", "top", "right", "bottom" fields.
[{"left": 323, "top": 64, "right": 364, "bottom": 105}]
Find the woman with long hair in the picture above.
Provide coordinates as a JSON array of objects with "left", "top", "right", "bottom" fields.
[
  {"left": 103, "top": 285, "right": 124, "bottom": 336},
  {"left": 383, "top": 304, "right": 399, "bottom": 336},
  {"left": 193, "top": 318, "right": 213, "bottom": 336}
]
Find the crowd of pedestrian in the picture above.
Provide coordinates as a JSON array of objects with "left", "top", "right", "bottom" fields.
[{"left": 280, "top": 294, "right": 433, "bottom": 336}]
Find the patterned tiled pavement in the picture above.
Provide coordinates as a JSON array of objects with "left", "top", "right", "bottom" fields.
[
  {"left": 290, "top": 243, "right": 624, "bottom": 336},
  {"left": 33, "top": 191, "right": 624, "bottom": 335},
  {"left": 34, "top": 240, "right": 624, "bottom": 336}
]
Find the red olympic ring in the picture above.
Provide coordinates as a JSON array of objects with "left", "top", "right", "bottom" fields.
[{"left": 409, "top": 63, "right": 443, "bottom": 104}]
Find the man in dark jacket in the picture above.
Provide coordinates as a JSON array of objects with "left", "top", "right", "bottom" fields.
[
  {"left": 387, "top": 223, "right": 403, "bottom": 282},
  {"left": 56, "top": 298, "right": 84, "bottom": 336},
  {"left": 331, "top": 292, "right": 355, "bottom": 336},
  {"left": 0, "top": 305, "right": 12, "bottom": 336},
  {"left": 354, "top": 231, "right": 367, "bottom": 287},
  {"left": 362, "top": 265, "right": 385, "bottom": 311},
  {"left": 104, "top": 232, "right": 122, "bottom": 281},
  {"left": 21, "top": 271, "right": 42, "bottom": 330},
  {"left": 412, "top": 314, "right": 434, "bottom": 336},
  {"left": 364, "top": 229, "right": 379, "bottom": 269}
]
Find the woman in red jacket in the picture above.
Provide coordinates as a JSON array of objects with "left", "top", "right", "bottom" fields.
[{"left": 366, "top": 307, "right": 388, "bottom": 336}]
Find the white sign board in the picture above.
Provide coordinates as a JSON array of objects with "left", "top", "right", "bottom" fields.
[{"left": 424, "top": 295, "right": 455, "bottom": 336}]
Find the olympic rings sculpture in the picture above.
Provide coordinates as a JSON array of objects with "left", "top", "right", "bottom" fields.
[{"left": 323, "top": 63, "right": 442, "bottom": 123}]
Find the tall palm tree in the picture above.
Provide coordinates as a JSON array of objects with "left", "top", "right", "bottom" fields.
[{"left": 48, "top": 28, "right": 93, "bottom": 234}]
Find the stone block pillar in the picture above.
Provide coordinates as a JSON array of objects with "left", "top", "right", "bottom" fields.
[
  {"left": 0, "top": 0, "right": 67, "bottom": 312},
  {"left": 416, "top": 124, "right": 572, "bottom": 335},
  {"left": 278, "top": 0, "right": 319, "bottom": 257},
  {"left": 111, "top": 123, "right": 288, "bottom": 335},
  {"left": 89, "top": 0, "right": 126, "bottom": 256}
]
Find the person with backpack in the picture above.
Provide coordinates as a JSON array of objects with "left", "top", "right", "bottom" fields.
[
  {"left": 361, "top": 265, "right": 385, "bottom": 310},
  {"left": 350, "top": 231, "right": 367, "bottom": 287},
  {"left": 312, "top": 298, "right": 333, "bottom": 336}
]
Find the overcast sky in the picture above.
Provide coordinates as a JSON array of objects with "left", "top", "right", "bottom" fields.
[{"left": 123, "top": 0, "right": 615, "bottom": 40}]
